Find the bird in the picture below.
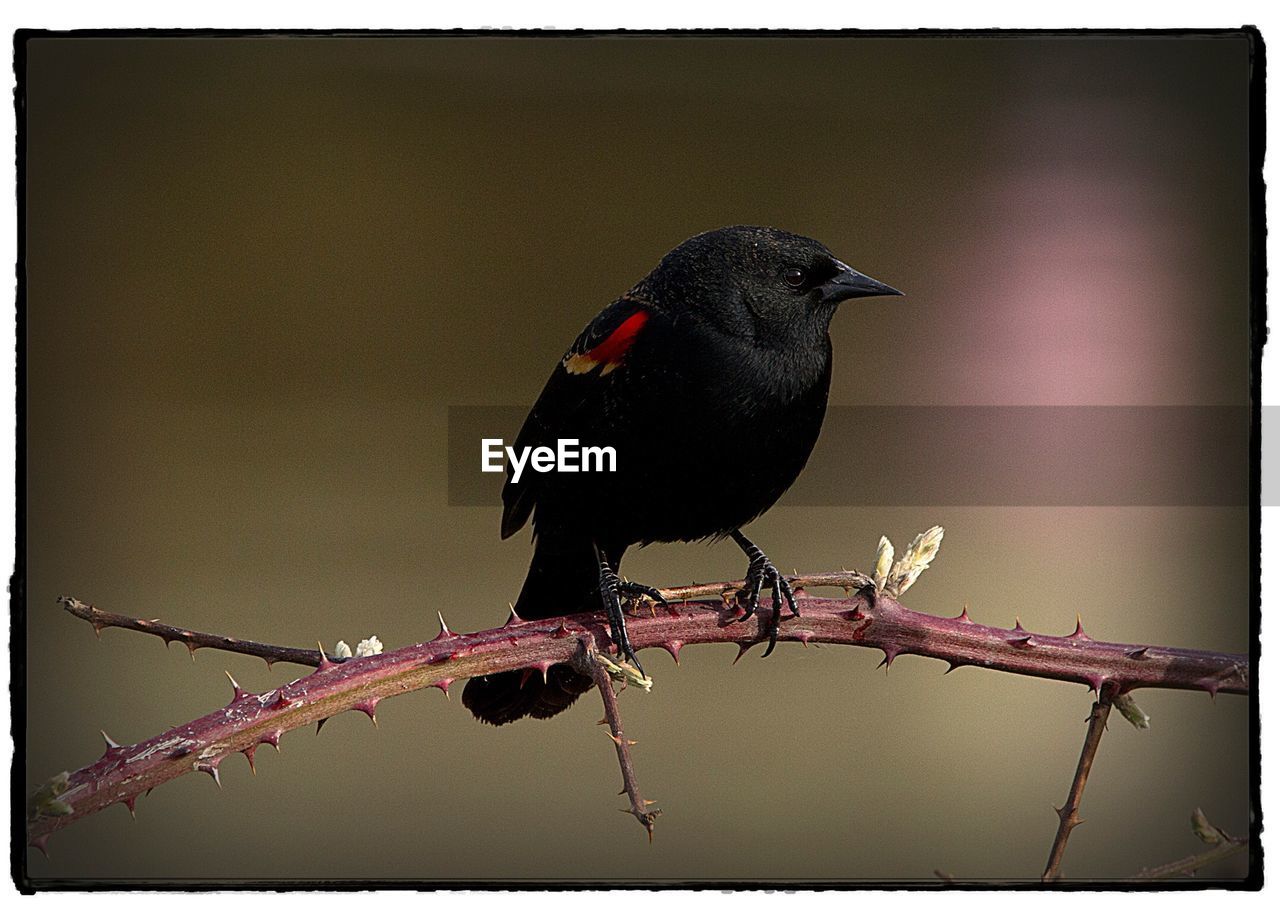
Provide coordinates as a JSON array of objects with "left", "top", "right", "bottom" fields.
[{"left": 462, "top": 225, "right": 900, "bottom": 725}]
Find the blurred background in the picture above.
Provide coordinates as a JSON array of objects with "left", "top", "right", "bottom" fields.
[{"left": 22, "top": 34, "right": 1253, "bottom": 883}]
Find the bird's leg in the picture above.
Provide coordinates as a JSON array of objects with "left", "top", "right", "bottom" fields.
[
  {"left": 730, "top": 529, "right": 799, "bottom": 657},
  {"left": 595, "top": 551, "right": 666, "bottom": 677}
]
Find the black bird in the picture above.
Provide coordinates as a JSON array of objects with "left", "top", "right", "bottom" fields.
[{"left": 463, "top": 226, "right": 900, "bottom": 725}]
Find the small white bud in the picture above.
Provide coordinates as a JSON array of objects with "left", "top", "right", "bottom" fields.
[
  {"left": 873, "top": 536, "right": 894, "bottom": 593},
  {"left": 355, "top": 636, "right": 383, "bottom": 658},
  {"left": 333, "top": 641, "right": 352, "bottom": 660},
  {"left": 886, "top": 526, "right": 944, "bottom": 597}
]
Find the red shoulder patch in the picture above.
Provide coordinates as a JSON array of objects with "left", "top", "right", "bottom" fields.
[{"left": 564, "top": 310, "right": 649, "bottom": 376}]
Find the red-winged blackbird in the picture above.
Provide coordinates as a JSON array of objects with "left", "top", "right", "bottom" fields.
[{"left": 463, "top": 226, "right": 900, "bottom": 725}]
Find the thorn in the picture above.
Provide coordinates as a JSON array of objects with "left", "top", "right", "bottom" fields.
[
  {"left": 264, "top": 658, "right": 275, "bottom": 670},
  {"left": 272, "top": 689, "right": 293, "bottom": 709},
  {"left": 316, "top": 718, "right": 327, "bottom": 735},
  {"left": 315, "top": 642, "right": 334, "bottom": 671},
  {"left": 598, "top": 716, "right": 610, "bottom": 726},
  {"left": 552, "top": 621, "right": 572, "bottom": 639},
  {"left": 1071, "top": 615, "right": 1089, "bottom": 640},
  {"left": 195, "top": 760, "right": 222, "bottom": 788},
  {"left": 353, "top": 698, "right": 379, "bottom": 725},
  {"left": 1054, "top": 805, "right": 1085, "bottom": 829},
  {"left": 642, "top": 799, "right": 657, "bottom": 807},
  {"left": 30, "top": 835, "right": 50, "bottom": 858},
  {"left": 661, "top": 640, "right": 683, "bottom": 664},
  {"left": 1085, "top": 675, "right": 1105, "bottom": 695},
  {"left": 732, "top": 642, "right": 752, "bottom": 665},
  {"left": 1126, "top": 646, "right": 1150, "bottom": 660},
  {"left": 519, "top": 668, "right": 535, "bottom": 689},
  {"left": 618, "top": 788, "right": 627, "bottom": 796},
  {"left": 100, "top": 729, "right": 122, "bottom": 752},
  {"left": 433, "top": 611, "right": 456, "bottom": 640},
  {"left": 505, "top": 606, "right": 524, "bottom": 627},
  {"left": 1205, "top": 683, "right": 1219, "bottom": 701},
  {"left": 224, "top": 670, "right": 248, "bottom": 702},
  {"left": 944, "top": 661, "right": 961, "bottom": 675},
  {"left": 243, "top": 745, "right": 257, "bottom": 774},
  {"left": 431, "top": 677, "right": 454, "bottom": 696},
  {"left": 122, "top": 796, "right": 137, "bottom": 818},
  {"left": 1013, "top": 617, "right": 1025, "bottom": 632},
  {"left": 261, "top": 730, "right": 282, "bottom": 751},
  {"left": 1010, "top": 635, "right": 1035, "bottom": 649},
  {"left": 533, "top": 660, "right": 554, "bottom": 685},
  {"left": 956, "top": 604, "right": 972, "bottom": 623},
  {"left": 794, "top": 631, "right": 813, "bottom": 648},
  {"left": 91, "top": 622, "right": 104, "bottom": 639},
  {"left": 186, "top": 642, "right": 198, "bottom": 661},
  {"left": 877, "top": 646, "right": 900, "bottom": 670}
]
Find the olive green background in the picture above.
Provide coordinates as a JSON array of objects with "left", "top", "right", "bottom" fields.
[{"left": 22, "top": 34, "right": 1253, "bottom": 883}]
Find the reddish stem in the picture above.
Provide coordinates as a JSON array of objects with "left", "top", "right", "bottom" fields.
[
  {"left": 1042, "top": 691, "right": 1115, "bottom": 882},
  {"left": 30, "top": 581, "right": 1248, "bottom": 851},
  {"left": 586, "top": 651, "right": 660, "bottom": 839}
]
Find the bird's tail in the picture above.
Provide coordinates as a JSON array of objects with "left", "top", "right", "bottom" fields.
[{"left": 462, "top": 537, "right": 604, "bottom": 725}]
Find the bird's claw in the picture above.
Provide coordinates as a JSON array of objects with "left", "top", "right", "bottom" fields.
[
  {"left": 618, "top": 580, "right": 667, "bottom": 611},
  {"left": 735, "top": 556, "right": 799, "bottom": 658},
  {"left": 599, "top": 564, "right": 656, "bottom": 677}
]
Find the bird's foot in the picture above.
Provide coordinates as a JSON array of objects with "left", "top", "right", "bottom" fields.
[
  {"left": 732, "top": 535, "right": 799, "bottom": 658},
  {"left": 598, "top": 563, "right": 666, "bottom": 676},
  {"left": 619, "top": 579, "right": 667, "bottom": 614}
]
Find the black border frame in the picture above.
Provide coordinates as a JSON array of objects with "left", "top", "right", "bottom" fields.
[{"left": 9, "top": 25, "right": 1265, "bottom": 893}]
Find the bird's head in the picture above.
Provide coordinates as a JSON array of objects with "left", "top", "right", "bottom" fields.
[{"left": 634, "top": 225, "right": 901, "bottom": 348}]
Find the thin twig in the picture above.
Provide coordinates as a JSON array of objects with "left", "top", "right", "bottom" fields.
[
  {"left": 1042, "top": 691, "right": 1115, "bottom": 882},
  {"left": 584, "top": 648, "right": 660, "bottom": 840},
  {"left": 1133, "top": 839, "right": 1248, "bottom": 880},
  {"left": 57, "top": 597, "right": 339, "bottom": 667}
]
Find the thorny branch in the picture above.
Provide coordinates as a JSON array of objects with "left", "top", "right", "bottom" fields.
[
  {"left": 33, "top": 547, "right": 1249, "bottom": 872},
  {"left": 57, "top": 598, "right": 344, "bottom": 668},
  {"left": 586, "top": 649, "right": 660, "bottom": 840},
  {"left": 1042, "top": 691, "right": 1115, "bottom": 882}
]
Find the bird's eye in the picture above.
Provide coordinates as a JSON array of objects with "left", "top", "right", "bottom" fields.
[{"left": 783, "top": 267, "right": 808, "bottom": 289}]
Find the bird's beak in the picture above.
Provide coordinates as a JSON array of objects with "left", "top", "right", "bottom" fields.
[{"left": 819, "top": 262, "right": 903, "bottom": 304}]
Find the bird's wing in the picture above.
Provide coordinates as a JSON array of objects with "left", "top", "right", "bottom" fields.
[{"left": 500, "top": 297, "right": 655, "bottom": 539}]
